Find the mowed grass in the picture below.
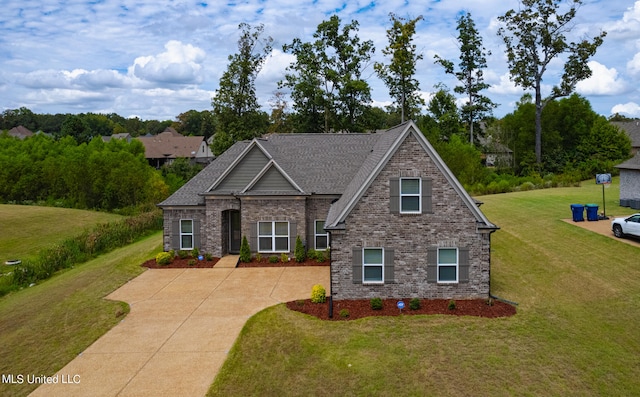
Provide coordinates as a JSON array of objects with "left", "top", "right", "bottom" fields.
[
  {"left": 0, "top": 232, "right": 161, "bottom": 397},
  {"left": 209, "top": 179, "right": 640, "bottom": 396},
  {"left": 0, "top": 204, "right": 122, "bottom": 265}
]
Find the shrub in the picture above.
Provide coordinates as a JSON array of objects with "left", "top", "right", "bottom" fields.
[
  {"left": 339, "top": 309, "right": 350, "bottom": 318},
  {"left": 239, "top": 236, "right": 251, "bottom": 263},
  {"left": 315, "top": 250, "right": 326, "bottom": 263},
  {"left": 409, "top": 298, "right": 421, "bottom": 310},
  {"left": 155, "top": 252, "right": 173, "bottom": 266},
  {"left": 448, "top": 300, "right": 457, "bottom": 310},
  {"left": 191, "top": 247, "right": 199, "bottom": 258},
  {"left": 204, "top": 253, "right": 213, "bottom": 261},
  {"left": 307, "top": 249, "right": 317, "bottom": 261},
  {"left": 370, "top": 297, "right": 383, "bottom": 310},
  {"left": 187, "top": 259, "right": 196, "bottom": 266},
  {"left": 177, "top": 250, "right": 189, "bottom": 259},
  {"left": 294, "top": 235, "right": 306, "bottom": 262},
  {"left": 280, "top": 253, "right": 289, "bottom": 263},
  {"left": 311, "top": 284, "right": 326, "bottom": 303},
  {"left": 268, "top": 255, "right": 279, "bottom": 263},
  {"left": 255, "top": 252, "right": 262, "bottom": 262}
]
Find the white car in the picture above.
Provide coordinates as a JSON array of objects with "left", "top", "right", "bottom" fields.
[{"left": 612, "top": 213, "right": 640, "bottom": 238}]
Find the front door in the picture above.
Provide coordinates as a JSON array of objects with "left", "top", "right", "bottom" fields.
[{"left": 229, "top": 210, "right": 241, "bottom": 254}]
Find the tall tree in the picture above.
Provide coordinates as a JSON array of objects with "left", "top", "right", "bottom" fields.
[
  {"left": 497, "top": 0, "right": 606, "bottom": 165},
  {"left": 435, "top": 12, "right": 496, "bottom": 144},
  {"left": 375, "top": 14, "right": 424, "bottom": 123},
  {"left": 212, "top": 23, "right": 273, "bottom": 151},
  {"left": 427, "top": 85, "right": 465, "bottom": 141},
  {"left": 282, "top": 15, "right": 374, "bottom": 133}
]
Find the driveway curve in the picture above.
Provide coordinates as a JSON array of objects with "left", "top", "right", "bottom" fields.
[{"left": 30, "top": 266, "right": 329, "bottom": 397}]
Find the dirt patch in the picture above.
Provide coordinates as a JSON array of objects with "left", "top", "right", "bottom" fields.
[{"left": 287, "top": 298, "right": 516, "bottom": 321}]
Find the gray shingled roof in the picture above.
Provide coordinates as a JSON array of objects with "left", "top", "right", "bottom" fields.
[
  {"left": 611, "top": 121, "right": 640, "bottom": 148},
  {"left": 615, "top": 151, "right": 640, "bottom": 170}
]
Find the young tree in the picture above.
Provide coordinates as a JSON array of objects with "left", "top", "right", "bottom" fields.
[
  {"left": 435, "top": 12, "right": 496, "bottom": 144},
  {"left": 427, "top": 85, "right": 464, "bottom": 141},
  {"left": 212, "top": 23, "right": 273, "bottom": 151},
  {"left": 497, "top": 0, "right": 606, "bottom": 165},
  {"left": 281, "top": 15, "right": 374, "bottom": 132},
  {"left": 374, "top": 14, "right": 424, "bottom": 123}
]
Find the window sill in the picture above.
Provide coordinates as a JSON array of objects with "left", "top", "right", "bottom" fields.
[{"left": 362, "top": 282, "right": 384, "bottom": 285}]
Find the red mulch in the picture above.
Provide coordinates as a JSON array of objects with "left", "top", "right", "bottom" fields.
[
  {"left": 237, "top": 257, "right": 329, "bottom": 268},
  {"left": 142, "top": 256, "right": 220, "bottom": 269},
  {"left": 287, "top": 298, "right": 516, "bottom": 321},
  {"left": 141, "top": 256, "right": 329, "bottom": 269}
]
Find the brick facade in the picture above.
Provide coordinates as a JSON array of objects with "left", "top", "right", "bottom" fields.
[{"left": 330, "top": 133, "right": 492, "bottom": 300}]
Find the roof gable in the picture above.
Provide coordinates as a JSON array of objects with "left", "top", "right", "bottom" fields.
[
  {"left": 243, "top": 161, "right": 302, "bottom": 193},
  {"left": 210, "top": 143, "right": 270, "bottom": 192},
  {"left": 325, "top": 121, "right": 497, "bottom": 230}
]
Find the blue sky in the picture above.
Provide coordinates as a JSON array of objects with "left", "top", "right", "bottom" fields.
[{"left": 1, "top": 0, "right": 639, "bottom": 121}]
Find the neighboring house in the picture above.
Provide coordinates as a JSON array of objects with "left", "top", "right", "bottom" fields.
[
  {"left": 611, "top": 120, "right": 640, "bottom": 155},
  {"left": 477, "top": 135, "right": 514, "bottom": 168},
  {"left": 137, "top": 127, "right": 214, "bottom": 168},
  {"left": 102, "top": 133, "right": 132, "bottom": 143},
  {"left": 158, "top": 121, "right": 498, "bottom": 300},
  {"left": 615, "top": 151, "right": 640, "bottom": 209},
  {"left": 7, "top": 126, "right": 34, "bottom": 140}
]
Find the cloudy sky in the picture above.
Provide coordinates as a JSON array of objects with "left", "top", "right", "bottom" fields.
[{"left": 1, "top": 0, "right": 639, "bottom": 121}]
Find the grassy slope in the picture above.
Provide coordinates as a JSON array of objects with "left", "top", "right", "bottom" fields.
[
  {"left": 0, "top": 232, "right": 161, "bottom": 397},
  {"left": 209, "top": 180, "right": 640, "bottom": 396},
  {"left": 0, "top": 204, "right": 122, "bottom": 264}
]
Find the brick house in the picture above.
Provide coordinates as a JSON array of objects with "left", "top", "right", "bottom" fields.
[{"left": 158, "top": 121, "right": 498, "bottom": 300}]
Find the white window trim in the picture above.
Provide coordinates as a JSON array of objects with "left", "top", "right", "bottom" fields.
[
  {"left": 314, "top": 220, "right": 329, "bottom": 251},
  {"left": 400, "top": 177, "right": 421, "bottom": 214},
  {"left": 437, "top": 247, "right": 458, "bottom": 284},
  {"left": 362, "top": 247, "right": 384, "bottom": 284},
  {"left": 180, "top": 219, "right": 194, "bottom": 250},
  {"left": 257, "top": 221, "right": 290, "bottom": 253}
]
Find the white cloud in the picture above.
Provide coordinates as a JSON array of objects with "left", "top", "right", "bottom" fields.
[
  {"left": 130, "top": 40, "right": 206, "bottom": 84},
  {"left": 488, "top": 73, "right": 522, "bottom": 95},
  {"left": 611, "top": 102, "right": 640, "bottom": 117},
  {"left": 576, "top": 61, "right": 626, "bottom": 95},
  {"left": 627, "top": 52, "right": 640, "bottom": 76}
]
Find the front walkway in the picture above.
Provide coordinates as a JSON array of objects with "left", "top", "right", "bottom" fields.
[{"left": 30, "top": 266, "right": 329, "bottom": 397}]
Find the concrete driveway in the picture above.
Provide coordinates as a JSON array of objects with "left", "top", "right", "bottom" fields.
[{"left": 30, "top": 266, "right": 329, "bottom": 397}]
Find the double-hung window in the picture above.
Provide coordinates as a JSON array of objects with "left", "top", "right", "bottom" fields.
[
  {"left": 437, "top": 248, "right": 458, "bottom": 283},
  {"left": 400, "top": 178, "right": 421, "bottom": 213},
  {"left": 315, "top": 220, "right": 328, "bottom": 250},
  {"left": 258, "top": 221, "right": 289, "bottom": 252},
  {"left": 180, "top": 219, "right": 194, "bottom": 250},
  {"left": 363, "top": 248, "right": 384, "bottom": 283}
]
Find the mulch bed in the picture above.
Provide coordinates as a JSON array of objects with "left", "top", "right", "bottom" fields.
[
  {"left": 287, "top": 298, "right": 516, "bottom": 321},
  {"left": 237, "top": 258, "right": 329, "bottom": 267},
  {"left": 142, "top": 257, "right": 220, "bottom": 269},
  {"left": 141, "top": 256, "right": 329, "bottom": 268}
]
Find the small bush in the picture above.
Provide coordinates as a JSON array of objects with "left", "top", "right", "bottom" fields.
[
  {"left": 307, "top": 249, "right": 317, "bottom": 261},
  {"left": 255, "top": 252, "right": 262, "bottom": 262},
  {"left": 311, "top": 284, "right": 326, "bottom": 303},
  {"left": 191, "top": 247, "right": 199, "bottom": 258},
  {"left": 486, "top": 297, "right": 494, "bottom": 306},
  {"left": 339, "top": 309, "right": 350, "bottom": 318},
  {"left": 294, "top": 235, "right": 306, "bottom": 262},
  {"left": 239, "top": 236, "right": 251, "bottom": 263},
  {"left": 409, "top": 298, "right": 421, "bottom": 310},
  {"left": 204, "top": 253, "right": 213, "bottom": 261},
  {"left": 178, "top": 250, "right": 189, "bottom": 259},
  {"left": 187, "top": 259, "right": 196, "bottom": 266},
  {"left": 370, "top": 297, "right": 383, "bottom": 310},
  {"left": 448, "top": 300, "right": 457, "bottom": 310},
  {"left": 315, "top": 250, "right": 326, "bottom": 263},
  {"left": 155, "top": 252, "right": 173, "bottom": 266},
  {"left": 280, "top": 253, "right": 289, "bottom": 263},
  {"left": 268, "top": 255, "right": 279, "bottom": 263}
]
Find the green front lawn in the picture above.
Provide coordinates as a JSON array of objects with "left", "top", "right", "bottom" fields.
[
  {"left": 0, "top": 232, "right": 161, "bottom": 397},
  {"left": 209, "top": 180, "right": 640, "bottom": 396}
]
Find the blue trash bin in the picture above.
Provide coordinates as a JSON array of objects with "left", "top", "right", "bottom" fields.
[
  {"left": 585, "top": 204, "right": 599, "bottom": 221},
  {"left": 570, "top": 204, "right": 584, "bottom": 222}
]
